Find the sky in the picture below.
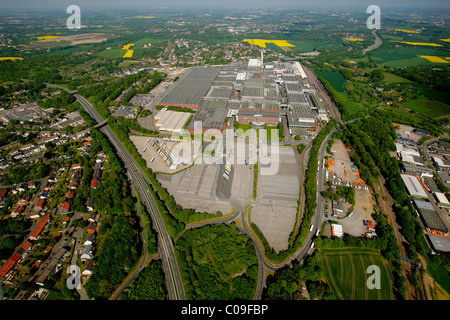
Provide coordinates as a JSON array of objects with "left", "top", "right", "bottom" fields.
[{"left": 1, "top": 0, "right": 450, "bottom": 11}]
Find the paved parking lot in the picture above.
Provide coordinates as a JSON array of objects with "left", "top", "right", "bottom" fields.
[
  {"left": 130, "top": 136, "right": 197, "bottom": 174},
  {"left": 326, "top": 189, "right": 377, "bottom": 237},
  {"left": 157, "top": 156, "right": 234, "bottom": 214},
  {"left": 251, "top": 146, "right": 300, "bottom": 253}
]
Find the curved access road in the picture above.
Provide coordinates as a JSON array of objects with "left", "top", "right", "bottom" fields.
[{"left": 363, "top": 29, "right": 382, "bottom": 55}]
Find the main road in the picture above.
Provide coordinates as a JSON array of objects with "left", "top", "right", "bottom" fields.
[
  {"left": 74, "top": 93, "right": 185, "bottom": 300},
  {"left": 363, "top": 29, "right": 383, "bottom": 55}
]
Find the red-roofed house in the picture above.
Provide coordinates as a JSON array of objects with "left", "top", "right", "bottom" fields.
[
  {"left": 66, "top": 190, "right": 75, "bottom": 199},
  {"left": 35, "top": 198, "right": 46, "bottom": 211},
  {"left": 0, "top": 254, "right": 21, "bottom": 278},
  {"left": 87, "top": 222, "right": 97, "bottom": 234},
  {"left": 90, "top": 179, "right": 99, "bottom": 189},
  {"left": 0, "top": 188, "right": 8, "bottom": 198},
  {"left": 71, "top": 164, "right": 81, "bottom": 170},
  {"left": 43, "top": 244, "right": 53, "bottom": 254},
  {"left": 60, "top": 201, "right": 71, "bottom": 214},
  {"left": 22, "top": 241, "right": 32, "bottom": 251},
  {"left": 29, "top": 215, "right": 51, "bottom": 240}
]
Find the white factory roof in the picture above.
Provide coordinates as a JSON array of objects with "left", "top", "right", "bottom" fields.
[
  {"left": 248, "top": 59, "right": 262, "bottom": 68},
  {"left": 434, "top": 192, "right": 449, "bottom": 204},
  {"left": 401, "top": 174, "right": 428, "bottom": 198},
  {"left": 433, "top": 157, "right": 450, "bottom": 168},
  {"left": 155, "top": 110, "right": 191, "bottom": 132},
  {"left": 236, "top": 72, "right": 246, "bottom": 81},
  {"left": 331, "top": 224, "right": 344, "bottom": 238}
]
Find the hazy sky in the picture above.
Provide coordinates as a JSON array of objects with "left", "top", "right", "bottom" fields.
[{"left": 1, "top": 0, "right": 450, "bottom": 11}]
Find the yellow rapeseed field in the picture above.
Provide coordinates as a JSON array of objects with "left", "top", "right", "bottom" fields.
[
  {"left": 134, "top": 16, "right": 156, "bottom": 19},
  {"left": 243, "top": 39, "right": 295, "bottom": 49},
  {"left": 420, "top": 55, "right": 450, "bottom": 63},
  {"left": 393, "top": 41, "right": 443, "bottom": 47},
  {"left": 34, "top": 35, "right": 61, "bottom": 40},
  {"left": 441, "top": 39, "right": 450, "bottom": 42},
  {"left": 0, "top": 57, "right": 23, "bottom": 61},
  {"left": 395, "top": 29, "right": 421, "bottom": 33},
  {"left": 343, "top": 38, "right": 365, "bottom": 41},
  {"left": 122, "top": 43, "right": 134, "bottom": 58}
]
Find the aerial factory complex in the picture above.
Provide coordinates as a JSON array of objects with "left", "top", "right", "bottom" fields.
[
  {"left": 0, "top": 5, "right": 449, "bottom": 307},
  {"left": 156, "top": 56, "right": 325, "bottom": 137}
]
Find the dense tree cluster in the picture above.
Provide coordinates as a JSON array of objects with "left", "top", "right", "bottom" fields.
[
  {"left": 2, "top": 163, "right": 51, "bottom": 185},
  {"left": 85, "top": 215, "right": 141, "bottom": 299},
  {"left": 0, "top": 218, "right": 30, "bottom": 260},
  {"left": 119, "top": 260, "right": 168, "bottom": 300},
  {"left": 39, "top": 91, "right": 75, "bottom": 109},
  {"left": 175, "top": 224, "right": 258, "bottom": 300},
  {"left": 263, "top": 253, "right": 334, "bottom": 300}
]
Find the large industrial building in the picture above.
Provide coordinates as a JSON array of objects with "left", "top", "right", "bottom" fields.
[
  {"left": 155, "top": 58, "right": 326, "bottom": 136},
  {"left": 401, "top": 174, "right": 428, "bottom": 199},
  {"left": 413, "top": 200, "right": 448, "bottom": 236},
  {"left": 154, "top": 109, "right": 192, "bottom": 133}
]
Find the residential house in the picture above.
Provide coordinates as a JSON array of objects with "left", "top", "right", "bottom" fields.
[
  {"left": 84, "top": 233, "right": 96, "bottom": 246},
  {"left": 86, "top": 222, "right": 97, "bottom": 234},
  {"left": 82, "top": 260, "right": 95, "bottom": 275},
  {"left": 60, "top": 201, "right": 71, "bottom": 214},
  {"left": 66, "top": 190, "right": 75, "bottom": 199},
  {"left": 71, "top": 163, "right": 81, "bottom": 170},
  {"left": 68, "top": 179, "right": 77, "bottom": 190},
  {"left": 34, "top": 198, "right": 46, "bottom": 211},
  {"left": 90, "top": 178, "right": 99, "bottom": 189},
  {"left": 81, "top": 245, "right": 93, "bottom": 260},
  {"left": 88, "top": 212, "right": 97, "bottom": 223},
  {"left": 72, "top": 170, "right": 82, "bottom": 181},
  {"left": 86, "top": 198, "right": 94, "bottom": 212}
]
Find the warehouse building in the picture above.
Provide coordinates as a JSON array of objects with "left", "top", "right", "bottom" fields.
[
  {"left": 433, "top": 192, "right": 450, "bottom": 211},
  {"left": 154, "top": 109, "right": 192, "bottom": 133},
  {"left": 186, "top": 106, "right": 228, "bottom": 135},
  {"left": 286, "top": 105, "right": 318, "bottom": 133},
  {"left": 413, "top": 200, "right": 448, "bottom": 236},
  {"left": 426, "top": 234, "right": 450, "bottom": 253},
  {"left": 156, "top": 60, "right": 318, "bottom": 135},
  {"left": 235, "top": 109, "right": 280, "bottom": 127},
  {"left": 401, "top": 174, "right": 428, "bottom": 199},
  {"left": 157, "top": 67, "right": 220, "bottom": 109}
]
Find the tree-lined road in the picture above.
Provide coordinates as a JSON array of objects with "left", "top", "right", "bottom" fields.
[{"left": 74, "top": 93, "right": 185, "bottom": 300}]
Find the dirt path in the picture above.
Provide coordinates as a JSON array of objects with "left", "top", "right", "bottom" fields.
[{"left": 373, "top": 176, "right": 416, "bottom": 300}]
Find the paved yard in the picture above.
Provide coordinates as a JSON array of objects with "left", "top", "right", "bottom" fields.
[{"left": 251, "top": 146, "right": 300, "bottom": 253}]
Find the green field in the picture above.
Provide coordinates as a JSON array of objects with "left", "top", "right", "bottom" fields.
[
  {"left": 384, "top": 57, "right": 437, "bottom": 68},
  {"left": 371, "top": 45, "right": 450, "bottom": 67},
  {"left": 343, "top": 100, "right": 364, "bottom": 114},
  {"left": 383, "top": 72, "right": 414, "bottom": 84},
  {"left": 94, "top": 39, "right": 163, "bottom": 59},
  {"left": 289, "top": 40, "right": 339, "bottom": 52},
  {"left": 402, "top": 99, "right": 450, "bottom": 118},
  {"left": 316, "top": 71, "right": 347, "bottom": 92},
  {"left": 320, "top": 248, "right": 395, "bottom": 300},
  {"left": 371, "top": 51, "right": 417, "bottom": 64},
  {"left": 94, "top": 47, "right": 125, "bottom": 58}
]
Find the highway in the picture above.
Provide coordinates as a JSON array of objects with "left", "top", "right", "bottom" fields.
[
  {"left": 74, "top": 94, "right": 186, "bottom": 300},
  {"left": 363, "top": 29, "right": 383, "bottom": 55}
]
